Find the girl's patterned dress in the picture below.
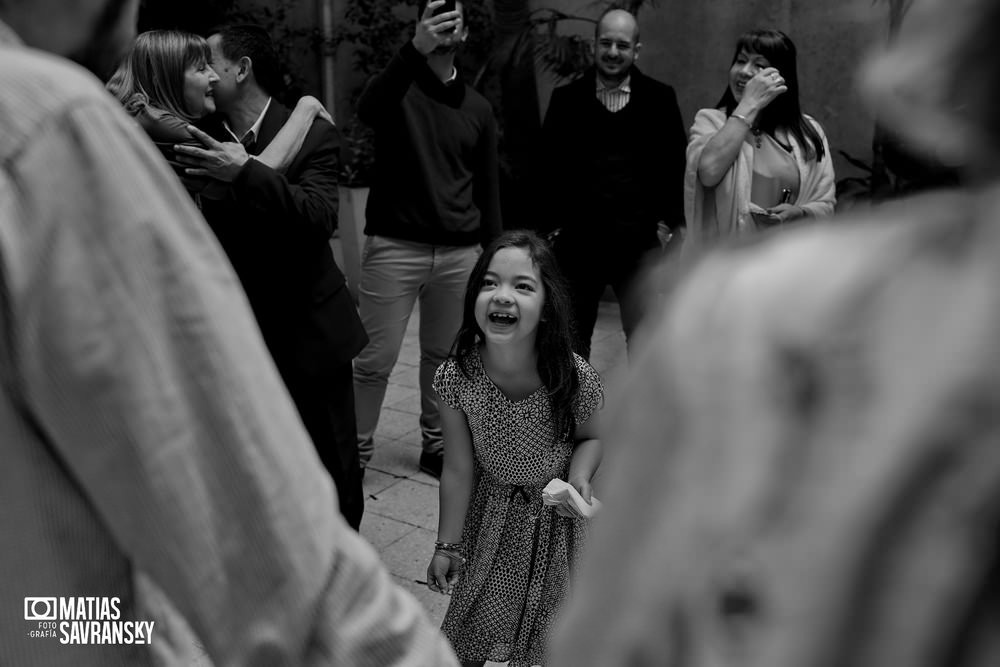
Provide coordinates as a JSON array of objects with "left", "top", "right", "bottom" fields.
[{"left": 432, "top": 348, "right": 604, "bottom": 667}]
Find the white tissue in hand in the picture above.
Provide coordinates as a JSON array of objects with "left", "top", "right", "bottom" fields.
[{"left": 542, "top": 479, "right": 601, "bottom": 518}]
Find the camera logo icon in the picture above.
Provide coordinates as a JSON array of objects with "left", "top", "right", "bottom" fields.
[{"left": 24, "top": 597, "right": 57, "bottom": 621}]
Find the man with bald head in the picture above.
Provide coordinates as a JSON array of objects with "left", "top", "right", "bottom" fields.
[
  {"left": 541, "top": 6, "right": 687, "bottom": 359},
  {"left": 0, "top": 0, "right": 458, "bottom": 664}
]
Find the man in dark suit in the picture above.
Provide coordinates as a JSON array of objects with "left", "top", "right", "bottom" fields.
[
  {"left": 174, "top": 24, "right": 368, "bottom": 529},
  {"left": 541, "top": 7, "right": 687, "bottom": 360}
]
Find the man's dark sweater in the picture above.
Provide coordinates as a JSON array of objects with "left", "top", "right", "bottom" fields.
[
  {"left": 357, "top": 42, "right": 502, "bottom": 247},
  {"left": 542, "top": 66, "right": 687, "bottom": 247}
]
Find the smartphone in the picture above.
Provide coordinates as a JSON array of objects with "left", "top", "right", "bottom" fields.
[{"left": 433, "top": 0, "right": 457, "bottom": 16}]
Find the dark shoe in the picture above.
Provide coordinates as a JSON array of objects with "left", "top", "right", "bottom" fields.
[{"left": 419, "top": 450, "right": 443, "bottom": 478}]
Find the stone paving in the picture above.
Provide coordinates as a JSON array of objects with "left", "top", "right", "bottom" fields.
[{"left": 357, "top": 301, "right": 629, "bottom": 664}]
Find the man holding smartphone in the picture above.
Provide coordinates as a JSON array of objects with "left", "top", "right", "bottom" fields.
[
  {"left": 434, "top": 0, "right": 457, "bottom": 31},
  {"left": 353, "top": 0, "right": 502, "bottom": 478}
]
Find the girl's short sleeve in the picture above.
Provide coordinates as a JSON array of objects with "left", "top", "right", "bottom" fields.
[
  {"left": 433, "top": 359, "right": 465, "bottom": 410},
  {"left": 572, "top": 354, "right": 605, "bottom": 425}
]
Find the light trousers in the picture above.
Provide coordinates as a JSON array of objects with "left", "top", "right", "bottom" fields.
[{"left": 353, "top": 235, "right": 479, "bottom": 466}]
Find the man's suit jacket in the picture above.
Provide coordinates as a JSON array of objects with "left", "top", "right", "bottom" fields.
[
  {"left": 200, "top": 102, "right": 368, "bottom": 387},
  {"left": 541, "top": 66, "right": 687, "bottom": 251}
]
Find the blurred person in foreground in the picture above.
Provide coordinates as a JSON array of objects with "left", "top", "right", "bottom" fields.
[
  {"left": 551, "top": 0, "right": 1000, "bottom": 665},
  {"left": 684, "top": 29, "right": 835, "bottom": 254},
  {"left": 0, "top": 0, "right": 457, "bottom": 664}
]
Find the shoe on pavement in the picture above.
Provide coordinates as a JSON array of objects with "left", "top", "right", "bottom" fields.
[{"left": 419, "top": 450, "right": 443, "bottom": 478}]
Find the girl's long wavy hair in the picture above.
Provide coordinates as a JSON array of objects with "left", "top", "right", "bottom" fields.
[
  {"left": 107, "top": 30, "right": 212, "bottom": 122},
  {"left": 716, "top": 29, "right": 825, "bottom": 161},
  {"left": 451, "top": 230, "right": 580, "bottom": 440}
]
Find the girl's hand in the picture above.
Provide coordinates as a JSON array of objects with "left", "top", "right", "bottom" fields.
[
  {"left": 554, "top": 476, "right": 593, "bottom": 518},
  {"left": 740, "top": 67, "right": 787, "bottom": 113},
  {"left": 427, "top": 552, "right": 462, "bottom": 595},
  {"left": 766, "top": 203, "right": 808, "bottom": 223},
  {"left": 569, "top": 476, "right": 593, "bottom": 504}
]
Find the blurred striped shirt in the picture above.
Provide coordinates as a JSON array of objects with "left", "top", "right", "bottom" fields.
[{"left": 0, "top": 18, "right": 457, "bottom": 667}]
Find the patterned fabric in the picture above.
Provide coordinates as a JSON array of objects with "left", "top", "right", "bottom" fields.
[
  {"left": 433, "top": 349, "right": 604, "bottom": 666},
  {"left": 595, "top": 75, "right": 631, "bottom": 113}
]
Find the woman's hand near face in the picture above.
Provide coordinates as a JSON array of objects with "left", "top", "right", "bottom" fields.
[
  {"left": 699, "top": 63, "right": 789, "bottom": 188},
  {"left": 737, "top": 66, "right": 788, "bottom": 115}
]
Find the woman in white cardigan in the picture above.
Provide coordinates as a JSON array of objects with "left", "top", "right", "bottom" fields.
[{"left": 684, "top": 29, "right": 835, "bottom": 252}]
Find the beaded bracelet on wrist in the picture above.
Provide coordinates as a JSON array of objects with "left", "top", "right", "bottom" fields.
[
  {"left": 434, "top": 540, "right": 463, "bottom": 551},
  {"left": 434, "top": 548, "right": 467, "bottom": 564}
]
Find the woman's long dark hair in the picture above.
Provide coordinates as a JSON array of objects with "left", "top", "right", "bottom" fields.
[
  {"left": 716, "top": 29, "right": 825, "bottom": 161},
  {"left": 451, "top": 230, "right": 580, "bottom": 440}
]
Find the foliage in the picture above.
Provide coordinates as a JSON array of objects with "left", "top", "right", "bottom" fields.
[
  {"left": 836, "top": 140, "right": 961, "bottom": 212},
  {"left": 524, "top": 1, "right": 660, "bottom": 81},
  {"left": 332, "top": 0, "right": 416, "bottom": 187},
  {"left": 835, "top": 150, "right": 883, "bottom": 212},
  {"left": 534, "top": 32, "right": 593, "bottom": 80},
  {"left": 470, "top": 7, "right": 596, "bottom": 91},
  {"left": 334, "top": 0, "right": 417, "bottom": 80},
  {"left": 334, "top": 0, "right": 494, "bottom": 78},
  {"left": 526, "top": 8, "right": 596, "bottom": 81},
  {"left": 337, "top": 116, "right": 377, "bottom": 188},
  {"left": 137, "top": 0, "right": 236, "bottom": 34},
  {"left": 844, "top": 0, "right": 922, "bottom": 204}
]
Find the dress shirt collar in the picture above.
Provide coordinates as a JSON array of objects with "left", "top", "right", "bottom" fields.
[
  {"left": 223, "top": 96, "right": 272, "bottom": 145},
  {"left": 596, "top": 74, "right": 631, "bottom": 95}
]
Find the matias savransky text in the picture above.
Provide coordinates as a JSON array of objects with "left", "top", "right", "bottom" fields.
[{"left": 24, "top": 596, "right": 154, "bottom": 645}]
